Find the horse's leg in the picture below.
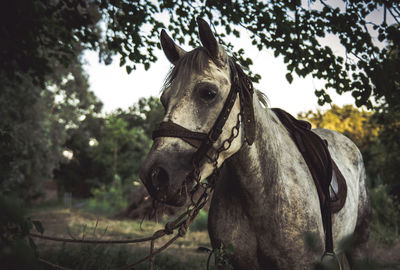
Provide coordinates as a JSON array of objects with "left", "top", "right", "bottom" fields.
[
  {"left": 208, "top": 207, "right": 260, "bottom": 270},
  {"left": 208, "top": 170, "right": 260, "bottom": 270}
]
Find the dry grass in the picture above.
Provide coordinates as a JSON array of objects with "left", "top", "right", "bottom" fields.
[
  {"left": 28, "top": 204, "right": 400, "bottom": 270},
  {"left": 29, "top": 205, "right": 212, "bottom": 269}
]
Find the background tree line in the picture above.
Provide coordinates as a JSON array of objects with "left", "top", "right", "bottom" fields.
[{"left": 0, "top": 0, "right": 398, "bottom": 199}]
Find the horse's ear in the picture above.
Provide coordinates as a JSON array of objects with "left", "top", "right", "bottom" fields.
[
  {"left": 160, "top": 29, "right": 186, "bottom": 64},
  {"left": 197, "top": 17, "right": 227, "bottom": 63}
]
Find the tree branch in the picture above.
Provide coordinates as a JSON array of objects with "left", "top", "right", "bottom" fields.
[{"left": 388, "top": 8, "right": 400, "bottom": 25}]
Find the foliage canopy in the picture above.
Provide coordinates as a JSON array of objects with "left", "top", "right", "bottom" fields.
[{"left": 1, "top": 0, "right": 399, "bottom": 108}]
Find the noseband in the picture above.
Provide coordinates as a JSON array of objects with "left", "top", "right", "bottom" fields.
[{"left": 152, "top": 60, "right": 255, "bottom": 166}]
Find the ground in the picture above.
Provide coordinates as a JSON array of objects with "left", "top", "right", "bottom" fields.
[
  {"left": 29, "top": 204, "right": 211, "bottom": 270},
  {"left": 28, "top": 204, "right": 400, "bottom": 270}
]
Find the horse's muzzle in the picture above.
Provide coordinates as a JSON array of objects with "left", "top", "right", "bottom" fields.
[{"left": 139, "top": 149, "right": 192, "bottom": 206}]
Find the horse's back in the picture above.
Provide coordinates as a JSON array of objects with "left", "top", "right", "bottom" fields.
[{"left": 312, "top": 128, "right": 370, "bottom": 252}]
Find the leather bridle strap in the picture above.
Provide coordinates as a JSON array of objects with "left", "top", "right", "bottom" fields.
[
  {"left": 152, "top": 121, "right": 208, "bottom": 149},
  {"left": 193, "top": 84, "right": 238, "bottom": 164},
  {"left": 152, "top": 83, "right": 238, "bottom": 165}
]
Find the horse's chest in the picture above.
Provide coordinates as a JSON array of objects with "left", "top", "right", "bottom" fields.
[{"left": 208, "top": 179, "right": 324, "bottom": 269}]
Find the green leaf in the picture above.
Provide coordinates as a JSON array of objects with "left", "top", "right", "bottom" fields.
[
  {"left": 126, "top": 66, "right": 132, "bottom": 74},
  {"left": 226, "top": 243, "right": 235, "bottom": 254},
  {"left": 286, "top": 73, "right": 293, "bottom": 84}
]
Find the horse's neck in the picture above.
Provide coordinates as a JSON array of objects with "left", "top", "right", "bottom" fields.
[
  {"left": 225, "top": 98, "right": 301, "bottom": 213},
  {"left": 229, "top": 98, "right": 286, "bottom": 187}
]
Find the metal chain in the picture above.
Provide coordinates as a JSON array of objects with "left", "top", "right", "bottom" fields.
[{"left": 209, "top": 112, "right": 242, "bottom": 168}]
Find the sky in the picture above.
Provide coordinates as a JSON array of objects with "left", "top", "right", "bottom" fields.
[
  {"left": 82, "top": 2, "right": 374, "bottom": 116},
  {"left": 83, "top": 45, "right": 354, "bottom": 117}
]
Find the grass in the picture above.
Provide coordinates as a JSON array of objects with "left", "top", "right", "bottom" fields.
[
  {"left": 28, "top": 203, "right": 211, "bottom": 270},
  {"left": 26, "top": 194, "right": 400, "bottom": 270}
]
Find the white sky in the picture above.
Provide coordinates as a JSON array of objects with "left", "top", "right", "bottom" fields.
[
  {"left": 83, "top": 44, "right": 354, "bottom": 116},
  {"left": 82, "top": 0, "right": 381, "bottom": 116}
]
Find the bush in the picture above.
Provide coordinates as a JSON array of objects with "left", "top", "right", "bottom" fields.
[
  {"left": 190, "top": 210, "right": 208, "bottom": 232},
  {"left": 0, "top": 193, "right": 43, "bottom": 270},
  {"left": 369, "top": 184, "right": 400, "bottom": 244},
  {"left": 86, "top": 175, "right": 129, "bottom": 215}
]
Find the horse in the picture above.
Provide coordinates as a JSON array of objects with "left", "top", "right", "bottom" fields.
[{"left": 139, "top": 18, "right": 370, "bottom": 269}]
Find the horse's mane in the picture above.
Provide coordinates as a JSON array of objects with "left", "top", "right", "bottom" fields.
[
  {"left": 256, "top": 90, "right": 269, "bottom": 108},
  {"left": 162, "top": 47, "right": 269, "bottom": 108}
]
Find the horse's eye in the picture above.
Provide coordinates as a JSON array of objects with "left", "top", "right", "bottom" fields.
[{"left": 199, "top": 88, "right": 217, "bottom": 101}]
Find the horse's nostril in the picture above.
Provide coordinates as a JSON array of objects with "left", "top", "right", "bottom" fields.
[{"left": 150, "top": 166, "right": 169, "bottom": 186}]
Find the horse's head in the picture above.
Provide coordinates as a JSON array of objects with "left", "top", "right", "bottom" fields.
[{"left": 140, "top": 18, "right": 255, "bottom": 206}]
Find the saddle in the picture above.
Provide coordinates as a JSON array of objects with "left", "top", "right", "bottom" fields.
[{"left": 272, "top": 108, "right": 347, "bottom": 253}]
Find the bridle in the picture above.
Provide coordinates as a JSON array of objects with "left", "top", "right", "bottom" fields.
[{"left": 152, "top": 59, "right": 255, "bottom": 188}]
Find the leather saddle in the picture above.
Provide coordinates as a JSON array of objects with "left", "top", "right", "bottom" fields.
[{"left": 272, "top": 108, "right": 347, "bottom": 214}]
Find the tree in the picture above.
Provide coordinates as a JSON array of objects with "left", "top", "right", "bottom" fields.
[
  {"left": 298, "top": 104, "right": 379, "bottom": 154},
  {"left": 0, "top": 0, "right": 102, "bottom": 85},
  {"left": 117, "top": 96, "right": 165, "bottom": 137},
  {"left": 55, "top": 97, "right": 163, "bottom": 198},
  {"left": 0, "top": 50, "right": 102, "bottom": 200},
  {"left": 366, "top": 38, "right": 400, "bottom": 189},
  {"left": 298, "top": 104, "right": 400, "bottom": 192},
  {"left": 93, "top": 115, "right": 151, "bottom": 186},
  {"left": 0, "top": 76, "right": 64, "bottom": 200},
  {"left": 1, "top": 1, "right": 399, "bottom": 108},
  {"left": 53, "top": 114, "right": 106, "bottom": 197}
]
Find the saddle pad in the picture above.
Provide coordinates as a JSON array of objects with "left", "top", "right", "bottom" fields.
[{"left": 271, "top": 108, "right": 347, "bottom": 214}]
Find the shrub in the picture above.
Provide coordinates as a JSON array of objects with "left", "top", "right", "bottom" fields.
[
  {"left": 0, "top": 193, "right": 43, "bottom": 270},
  {"left": 86, "top": 175, "right": 129, "bottom": 215},
  {"left": 190, "top": 210, "right": 208, "bottom": 232},
  {"left": 369, "top": 184, "right": 400, "bottom": 244}
]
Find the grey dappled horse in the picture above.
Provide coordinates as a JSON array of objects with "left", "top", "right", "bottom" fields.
[{"left": 140, "top": 18, "right": 370, "bottom": 269}]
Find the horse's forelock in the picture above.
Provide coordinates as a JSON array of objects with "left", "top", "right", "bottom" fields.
[
  {"left": 161, "top": 48, "right": 269, "bottom": 110},
  {"left": 162, "top": 47, "right": 212, "bottom": 91}
]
